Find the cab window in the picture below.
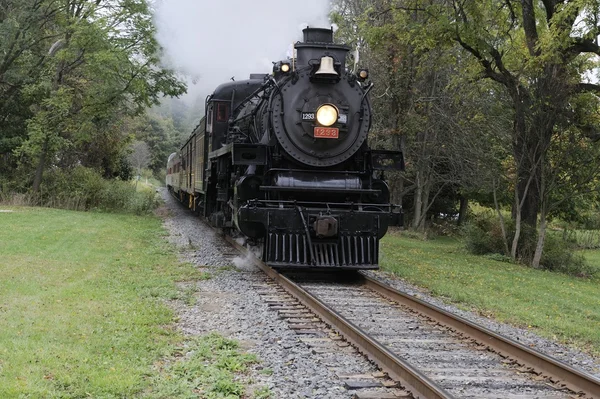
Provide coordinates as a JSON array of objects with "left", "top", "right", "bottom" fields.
[
  {"left": 206, "top": 105, "right": 213, "bottom": 134},
  {"left": 216, "top": 103, "right": 228, "bottom": 122}
]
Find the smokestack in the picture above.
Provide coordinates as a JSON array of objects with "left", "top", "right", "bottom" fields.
[
  {"left": 296, "top": 26, "right": 350, "bottom": 71},
  {"left": 302, "top": 27, "right": 333, "bottom": 43}
]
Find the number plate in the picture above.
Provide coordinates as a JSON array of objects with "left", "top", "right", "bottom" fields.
[{"left": 314, "top": 127, "right": 339, "bottom": 139}]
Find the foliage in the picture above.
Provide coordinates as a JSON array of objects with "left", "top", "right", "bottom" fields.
[
  {"left": 332, "top": 0, "right": 600, "bottom": 267},
  {"left": 580, "top": 211, "right": 600, "bottom": 231},
  {"left": 128, "top": 140, "right": 151, "bottom": 179},
  {"left": 0, "top": 0, "right": 186, "bottom": 190},
  {"left": 332, "top": 0, "right": 513, "bottom": 231},
  {"left": 0, "top": 166, "right": 160, "bottom": 214},
  {"left": 562, "top": 229, "right": 600, "bottom": 250},
  {"left": 463, "top": 209, "right": 593, "bottom": 276},
  {"left": 126, "top": 111, "right": 188, "bottom": 175},
  {"left": 541, "top": 234, "right": 593, "bottom": 277},
  {"left": 463, "top": 211, "right": 514, "bottom": 256}
]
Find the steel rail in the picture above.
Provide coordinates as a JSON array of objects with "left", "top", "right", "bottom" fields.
[
  {"left": 361, "top": 273, "right": 600, "bottom": 399},
  {"left": 222, "top": 231, "right": 600, "bottom": 398},
  {"left": 223, "top": 235, "right": 454, "bottom": 399}
]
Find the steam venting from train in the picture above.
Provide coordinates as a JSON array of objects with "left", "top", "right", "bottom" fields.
[{"left": 154, "top": 0, "right": 332, "bottom": 99}]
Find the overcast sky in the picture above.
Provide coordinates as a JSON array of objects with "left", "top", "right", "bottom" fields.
[{"left": 154, "top": 0, "right": 332, "bottom": 101}]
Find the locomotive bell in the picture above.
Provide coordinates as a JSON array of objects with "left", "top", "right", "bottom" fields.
[{"left": 315, "top": 56, "right": 338, "bottom": 76}]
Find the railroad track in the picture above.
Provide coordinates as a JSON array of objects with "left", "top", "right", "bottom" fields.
[{"left": 221, "top": 235, "right": 600, "bottom": 399}]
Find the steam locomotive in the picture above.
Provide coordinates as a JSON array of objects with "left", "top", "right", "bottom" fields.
[{"left": 166, "top": 27, "right": 403, "bottom": 269}]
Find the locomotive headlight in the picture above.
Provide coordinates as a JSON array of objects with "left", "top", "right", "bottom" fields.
[
  {"left": 316, "top": 104, "right": 338, "bottom": 126},
  {"left": 281, "top": 63, "right": 290, "bottom": 73},
  {"left": 357, "top": 69, "right": 369, "bottom": 81}
]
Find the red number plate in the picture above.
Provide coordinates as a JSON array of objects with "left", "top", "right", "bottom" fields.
[{"left": 314, "top": 127, "right": 339, "bottom": 139}]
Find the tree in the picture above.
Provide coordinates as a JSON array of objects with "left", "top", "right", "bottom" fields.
[
  {"left": 332, "top": 0, "right": 512, "bottom": 230},
  {"left": 0, "top": 0, "right": 63, "bottom": 179},
  {"left": 530, "top": 95, "right": 600, "bottom": 268},
  {"left": 362, "top": 0, "right": 600, "bottom": 263},
  {"left": 459, "top": 1, "right": 597, "bottom": 236},
  {"left": 126, "top": 111, "right": 186, "bottom": 175},
  {"left": 4, "top": 0, "right": 185, "bottom": 191},
  {"left": 128, "top": 140, "right": 150, "bottom": 187}
]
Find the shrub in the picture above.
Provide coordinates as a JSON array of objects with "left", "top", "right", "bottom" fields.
[
  {"left": 1, "top": 166, "right": 160, "bottom": 215},
  {"left": 540, "top": 234, "right": 596, "bottom": 277},
  {"left": 126, "top": 186, "right": 161, "bottom": 215},
  {"left": 95, "top": 179, "right": 160, "bottom": 214},
  {"left": 463, "top": 210, "right": 595, "bottom": 277},
  {"left": 42, "top": 166, "right": 109, "bottom": 209},
  {"left": 580, "top": 210, "right": 600, "bottom": 230},
  {"left": 463, "top": 211, "right": 512, "bottom": 255},
  {"left": 97, "top": 179, "right": 132, "bottom": 211}
]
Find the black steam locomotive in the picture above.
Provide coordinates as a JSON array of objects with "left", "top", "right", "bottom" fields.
[{"left": 166, "top": 27, "right": 403, "bottom": 269}]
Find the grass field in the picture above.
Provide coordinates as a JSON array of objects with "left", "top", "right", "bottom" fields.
[
  {"left": 583, "top": 249, "right": 600, "bottom": 268},
  {"left": 0, "top": 207, "right": 261, "bottom": 398},
  {"left": 380, "top": 232, "right": 600, "bottom": 355}
]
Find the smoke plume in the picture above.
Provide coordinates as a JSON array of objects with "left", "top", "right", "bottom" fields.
[{"left": 154, "top": 0, "right": 332, "bottom": 102}]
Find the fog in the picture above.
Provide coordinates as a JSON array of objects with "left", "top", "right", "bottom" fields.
[{"left": 154, "top": 0, "right": 332, "bottom": 105}]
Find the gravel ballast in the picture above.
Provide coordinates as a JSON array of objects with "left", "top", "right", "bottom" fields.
[{"left": 161, "top": 189, "right": 383, "bottom": 398}]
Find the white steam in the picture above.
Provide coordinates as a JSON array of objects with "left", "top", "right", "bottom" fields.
[
  {"left": 232, "top": 243, "right": 263, "bottom": 271},
  {"left": 230, "top": 237, "right": 264, "bottom": 271},
  {"left": 154, "top": 0, "right": 332, "bottom": 101},
  {"left": 232, "top": 252, "right": 258, "bottom": 271}
]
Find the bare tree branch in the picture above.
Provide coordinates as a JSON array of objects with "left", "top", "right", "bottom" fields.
[
  {"left": 540, "top": 0, "right": 556, "bottom": 22},
  {"left": 454, "top": 35, "right": 508, "bottom": 85},
  {"left": 568, "top": 37, "right": 600, "bottom": 56},
  {"left": 575, "top": 83, "right": 600, "bottom": 94}
]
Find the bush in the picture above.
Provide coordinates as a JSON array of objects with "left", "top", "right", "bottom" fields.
[
  {"left": 541, "top": 234, "right": 595, "bottom": 277},
  {"left": 1, "top": 166, "right": 160, "bottom": 215},
  {"left": 580, "top": 210, "right": 600, "bottom": 230},
  {"left": 95, "top": 179, "right": 160, "bottom": 214},
  {"left": 125, "top": 186, "right": 161, "bottom": 215},
  {"left": 463, "top": 210, "right": 594, "bottom": 277},
  {"left": 463, "top": 211, "right": 512, "bottom": 255},
  {"left": 42, "top": 166, "right": 109, "bottom": 210}
]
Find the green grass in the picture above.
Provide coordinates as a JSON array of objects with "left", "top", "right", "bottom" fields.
[
  {"left": 582, "top": 249, "right": 600, "bottom": 269},
  {"left": 252, "top": 385, "right": 273, "bottom": 399},
  {"left": 380, "top": 232, "right": 600, "bottom": 356},
  {"left": 0, "top": 207, "right": 209, "bottom": 397},
  {"left": 144, "top": 333, "right": 264, "bottom": 398}
]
